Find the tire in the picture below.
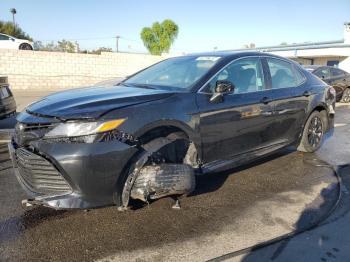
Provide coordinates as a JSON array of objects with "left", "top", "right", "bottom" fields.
[
  {"left": 340, "top": 88, "right": 350, "bottom": 103},
  {"left": 297, "top": 111, "right": 325, "bottom": 153},
  {"left": 19, "top": 43, "right": 33, "bottom": 50}
]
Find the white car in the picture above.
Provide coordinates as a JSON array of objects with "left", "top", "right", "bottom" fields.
[{"left": 0, "top": 33, "right": 33, "bottom": 50}]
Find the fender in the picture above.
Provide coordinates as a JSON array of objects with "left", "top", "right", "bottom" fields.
[{"left": 133, "top": 119, "right": 202, "bottom": 156}]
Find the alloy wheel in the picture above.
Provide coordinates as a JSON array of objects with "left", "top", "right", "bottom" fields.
[
  {"left": 342, "top": 89, "right": 350, "bottom": 103},
  {"left": 307, "top": 116, "right": 323, "bottom": 148}
]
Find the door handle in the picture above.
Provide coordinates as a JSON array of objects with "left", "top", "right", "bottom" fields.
[
  {"left": 303, "top": 91, "right": 312, "bottom": 97},
  {"left": 260, "top": 97, "right": 272, "bottom": 104}
]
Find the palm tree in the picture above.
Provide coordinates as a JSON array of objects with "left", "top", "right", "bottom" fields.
[{"left": 10, "top": 8, "right": 17, "bottom": 30}]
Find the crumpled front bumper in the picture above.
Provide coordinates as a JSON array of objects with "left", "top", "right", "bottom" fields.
[{"left": 9, "top": 139, "right": 138, "bottom": 209}]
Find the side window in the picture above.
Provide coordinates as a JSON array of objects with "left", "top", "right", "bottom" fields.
[
  {"left": 267, "top": 58, "right": 304, "bottom": 89},
  {"left": 0, "top": 34, "right": 9, "bottom": 40},
  {"left": 330, "top": 68, "right": 345, "bottom": 77},
  {"left": 315, "top": 68, "right": 330, "bottom": 79},
  {"left": 207, "top": 57, "right": 265, "bottom": 94}
]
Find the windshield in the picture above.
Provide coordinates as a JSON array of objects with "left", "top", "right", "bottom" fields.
[{"left": 124, "top": 56, "right": 221, "bottom": 90}]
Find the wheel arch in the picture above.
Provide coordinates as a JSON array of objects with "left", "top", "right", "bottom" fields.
[
  {"left": 114, "top": 120, "right": 200, "bottom": 208},
  {"left": 305, "top": 103, "right": 330, "bottom": 132},
  {"left": 134, "top": 119, "right": 200, "bottom": 147}
]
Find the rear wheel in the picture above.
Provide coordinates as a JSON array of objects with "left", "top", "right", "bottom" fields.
[
  {"left": 340, "top": 88, "right": 350, "bottom": 103},
  {"left": 297, "top": 111, "right": 325, "bottom": 153}
]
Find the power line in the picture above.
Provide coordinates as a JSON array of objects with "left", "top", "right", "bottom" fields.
[{"left": 38, "top": 36, "right": 117, "bottom": 42}]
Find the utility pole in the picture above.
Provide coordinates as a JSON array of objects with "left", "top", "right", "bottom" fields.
[{"left": 116, "top": 35, "right": 120, "bottom": 52}]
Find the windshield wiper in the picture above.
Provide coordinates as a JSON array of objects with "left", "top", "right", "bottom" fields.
[{"left": 121, "top": 83, "right": 157, "bottom": 89}]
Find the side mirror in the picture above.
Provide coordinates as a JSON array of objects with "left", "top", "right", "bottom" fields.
[
  {"left": 321, "top": 75, "right": 325, "bottom": 79},
  {"left": 10, "top": 38, "right": 15, "bottom": 42},
  {"left": 215, "top": 80, "right": 234, "bottom": 93},
  {"left": 210, "top": 80, "right": 234, "bottom": 103}
]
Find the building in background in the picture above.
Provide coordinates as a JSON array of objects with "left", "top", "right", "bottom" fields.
[{"left": 234, "top": 23, "right": 350, "bottom": 73}]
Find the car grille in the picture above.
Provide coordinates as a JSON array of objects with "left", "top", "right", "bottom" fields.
[{"left": 15, "top": 147, "right": 71, "bottom": 195}]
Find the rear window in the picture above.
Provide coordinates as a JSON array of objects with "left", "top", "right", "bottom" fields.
[{"left": 267, "top": 58, "right": 305, "bottom": 89}]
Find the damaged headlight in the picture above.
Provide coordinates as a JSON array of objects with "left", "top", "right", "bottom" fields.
[{"left": 44, "top": 119, "right": 126, "bottom": 138}]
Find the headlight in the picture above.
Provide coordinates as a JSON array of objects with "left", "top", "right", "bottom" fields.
[{"left": 44, "top": 119, "right": 126, "bottom": 138}]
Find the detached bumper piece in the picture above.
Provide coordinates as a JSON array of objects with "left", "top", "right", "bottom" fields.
[{"left": 9, "top": 144, "right": 72, "bottom": 198}]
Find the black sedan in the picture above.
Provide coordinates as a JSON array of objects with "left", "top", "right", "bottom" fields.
[
  {"left": 304, "top": 65, "right": 350, "bottom": 102},
  {"left": 9, "top": 52, "right": 335, "bottom": 210},
  {"left": 0, "top": 76, "right": 16, "bottom": 120}
]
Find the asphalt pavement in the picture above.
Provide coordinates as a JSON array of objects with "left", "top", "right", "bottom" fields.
[{"left": 0, "top": 90, "right": 349, "bottom": 262}]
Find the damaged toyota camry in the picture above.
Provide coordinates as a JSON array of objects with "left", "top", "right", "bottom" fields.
[{"left": 9, "top": 52, "right": 336, "bottom": 210}]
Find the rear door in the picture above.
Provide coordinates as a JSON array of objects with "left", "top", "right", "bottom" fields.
[
  {"left": 196, "top": 56, "right": 277, "bottom": 164},
  {"left": 263, "top": 57, "right": 309, "bottom": 144}
]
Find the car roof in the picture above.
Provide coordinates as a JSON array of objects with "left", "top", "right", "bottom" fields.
[{"left": 185, "top": 51, "right": 291, "bottom": 61}]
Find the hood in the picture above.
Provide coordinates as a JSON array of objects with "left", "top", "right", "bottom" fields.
[{"left": 26, "top": 85, "right": 174, "bottom": 120}]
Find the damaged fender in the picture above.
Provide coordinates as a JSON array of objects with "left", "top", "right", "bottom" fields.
[{"left": 119, "top": 136, "right": 196, "bottom": 209}]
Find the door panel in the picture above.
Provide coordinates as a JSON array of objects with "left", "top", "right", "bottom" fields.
[
  {"left": 197, "top": 91, "right": 277, "bottom": 163},
  {"left": 268, "top": 86, "right": 310, "bottom": 143},
  {"left": 197, "top": 56, "right": 281, "bottom": 164},
  {"left": 264, "top": 58, "right": 309, "bottom": 144}
]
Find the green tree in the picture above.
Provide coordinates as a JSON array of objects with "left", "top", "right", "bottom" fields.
[
  {"left": 57, "top": 39, "right": 79, "bottom": 52},
  {"left": 0, "top": 20, "right": 32, "bottom": 40},
  {"left": 33, "top": 39, "right": 79, "bottom": 53},
  {"left": 90, "top": 47, "right": 113, "bottom": 54},
  {"left": 141, "top": 19, "right": 179, "bottom": 55}
]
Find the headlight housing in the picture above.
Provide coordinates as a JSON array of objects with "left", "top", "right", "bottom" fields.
[{"left": 44, "top": 119, "right": 126, "bottom": 138}]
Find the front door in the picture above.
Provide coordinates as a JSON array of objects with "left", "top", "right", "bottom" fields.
[{"left": 196, "top": 57, "right": 277, "bottom": 164}]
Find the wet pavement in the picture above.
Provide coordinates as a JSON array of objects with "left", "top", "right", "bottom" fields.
[
  {"left": 0, "top": 92, "right": 349, "bottom": 261},
  {"left": 0, "top": 146, "right": 338, "bottom": 262}
]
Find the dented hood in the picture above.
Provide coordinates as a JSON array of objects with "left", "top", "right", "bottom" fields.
[{"left": 26, "top": 85, "right": 174, "bottom": 120}]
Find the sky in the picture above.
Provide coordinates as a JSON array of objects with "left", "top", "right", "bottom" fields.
[{"left": 0, "top": 0, "right": 349, "bottom": 54}]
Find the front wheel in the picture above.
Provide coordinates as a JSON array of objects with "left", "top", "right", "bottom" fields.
[
  {"left": 340, "top": 88, "right": 350, "bottom": 103},
  {"left": 19, "top": 43, "right": 33, "bottom": 50},
  {"left": 297, "top": 111, "right": 325, "bottom": 153}
]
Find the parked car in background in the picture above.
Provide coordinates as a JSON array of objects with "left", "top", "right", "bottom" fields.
[
  {"left": 9, "top": 52, "right": 335, "bottom": 211},
  {"left": 0, "top": 76, "right": 16, "bottom": 119},
  {"left": 0, "top": 33, "right": 33, "bottom": 50},
  {"left": 304, "top": 65, "right": 350, "bottom": 102}
]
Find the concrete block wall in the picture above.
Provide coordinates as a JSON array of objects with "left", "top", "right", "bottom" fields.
[{"left": 0, "top": 49, "right": 167, "bottom": 90}]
